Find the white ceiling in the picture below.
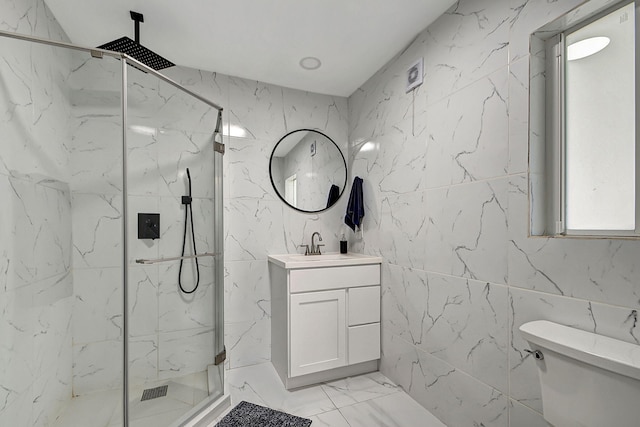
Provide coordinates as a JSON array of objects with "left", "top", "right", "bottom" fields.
[{"left": 44, "top": 0, "right": 455, "bottom": 97}]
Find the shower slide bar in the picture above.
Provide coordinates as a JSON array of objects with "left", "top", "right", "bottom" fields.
[
  {"left": 135, "top": 252, "right": 219, "bottom": 265},
  {"left": 0, "top": 29, "right": 224, "bottom": 112}
]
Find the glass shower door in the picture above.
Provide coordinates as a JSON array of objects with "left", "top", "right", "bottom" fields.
[
  {"left": 124, "top": 60, "right": 224, "bottom": 426},
  {"left": 0, "top": 35, "right": 125, "bottom": 426}
]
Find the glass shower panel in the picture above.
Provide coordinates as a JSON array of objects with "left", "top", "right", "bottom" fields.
[
  {"left": 0, "top": 35, "right": 124, "bottom": 427},
  {"left": 124, "top": 62, "right": 222, "bottom": 426}
]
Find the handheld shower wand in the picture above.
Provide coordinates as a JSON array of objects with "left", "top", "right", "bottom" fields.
[{"left": 178, "top": 168, "right": 200, "bottom": 294}]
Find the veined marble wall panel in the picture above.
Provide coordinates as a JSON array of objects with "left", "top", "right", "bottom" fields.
[
  {"left": 424, "top": 70, "right": 509, "bottom": 188},
  {"left": 424, "top": 178, "right": 509, "bottom": 285},
  {"left": 158, "top": 327, "right": 214, "bottom": 380},
  {"left": 0, "top": 176, "right": 74, "bottom": 423},
  {"left": 0, "top": 7, "right": 72, "bottom": 183},
  {"left": 158, "top": 264, "right": 214, "bottom": 332},
  {"left": 0, "top": 1, "right": 74, "bottom": 424},
  {"left": 225, "top": 199, "right": 287, "bottom": 261},
  {"left": 383, "top": 264, "right": 509, "bottom": 393},
  {"left": 381, "top": 333, "right": 508, "bottom": 427},
  {"left": 349, "top": 0, "right": 639, "bottom": 425}
]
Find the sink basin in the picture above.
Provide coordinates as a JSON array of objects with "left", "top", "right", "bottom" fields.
[{"left": 268, "top": 252, "right": 382, "bottom": 269}]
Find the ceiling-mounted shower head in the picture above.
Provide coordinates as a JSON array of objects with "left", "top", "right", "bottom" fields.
[{"left": 97, "top": 10, "right": 175, "bottom": 71}]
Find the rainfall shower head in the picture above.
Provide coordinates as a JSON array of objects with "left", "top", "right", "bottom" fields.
[{"left": 98, "top": 11, "right": 174, "bottom": 71}]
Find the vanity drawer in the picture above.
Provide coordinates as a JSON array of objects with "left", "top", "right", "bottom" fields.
[
  {"left": 348, "top": 323, "right": 380, "bottom": 365},
  {"left": 348, "top": 285, "right": 380, "bottom": 326},
  {"left": 289, "top": 264, "right": 380, "bottom": 293}
]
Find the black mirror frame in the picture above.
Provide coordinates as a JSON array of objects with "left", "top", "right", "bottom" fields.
[{"left": 269, "top": 129, "right": 347, "bottom": 213}]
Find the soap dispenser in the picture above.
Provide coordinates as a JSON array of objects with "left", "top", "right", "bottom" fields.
[{"left": 340, "top": 231, "right": 347, "bottom": 254}]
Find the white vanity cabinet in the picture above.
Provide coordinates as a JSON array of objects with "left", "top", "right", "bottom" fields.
[{"left": 268, "top": 253, "right": 382, "bottom": 389}]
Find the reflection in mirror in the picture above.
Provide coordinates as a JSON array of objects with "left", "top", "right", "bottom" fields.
[{"left": 270, "top": 129, "right": 347, "bottom": 213}]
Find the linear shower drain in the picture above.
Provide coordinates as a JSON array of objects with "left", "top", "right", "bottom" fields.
[{"left": 141, "top": 385, "right": 168, "bottom": 401}]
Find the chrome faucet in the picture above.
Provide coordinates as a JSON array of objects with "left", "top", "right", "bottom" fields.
[{"left": 310, "top": 232, "right": 324, "bottom": 255}]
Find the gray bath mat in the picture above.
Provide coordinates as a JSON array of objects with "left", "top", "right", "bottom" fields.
[{"left": 215, "top": 401, "right": 312, "bottom": 427}]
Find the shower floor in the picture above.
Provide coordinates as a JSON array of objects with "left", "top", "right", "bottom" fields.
[{"left": 53, "top": 370, "right": 211, "bottom": 427}]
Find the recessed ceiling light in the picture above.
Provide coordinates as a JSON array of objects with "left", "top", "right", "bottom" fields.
[
  {"left": 299, "top": 57, "right": 322, "bottom": 70},
  {"left": 567, "top": 36, "right": 610, "bottom": 61}
]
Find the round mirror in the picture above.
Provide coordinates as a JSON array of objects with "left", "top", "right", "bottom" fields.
[{"left": 269, "top": 129, "right": 347, "bottom": 213}]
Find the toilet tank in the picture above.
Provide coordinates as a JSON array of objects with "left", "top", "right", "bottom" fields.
[{"left": 520, "top": 320, "right": 640, "bottom": 427}]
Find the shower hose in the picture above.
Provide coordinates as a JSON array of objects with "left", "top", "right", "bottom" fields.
[{"left": 178, "top": 168, "right": 200, "bottom": 294}]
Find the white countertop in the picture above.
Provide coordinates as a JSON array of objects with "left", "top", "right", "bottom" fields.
[{"left": 268, "top": 252, "right": 383, "bottom": 269}]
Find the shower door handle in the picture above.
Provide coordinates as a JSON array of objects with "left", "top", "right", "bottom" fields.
[{"left": 135, "top": 252, "right": 219, "bottom": 264}]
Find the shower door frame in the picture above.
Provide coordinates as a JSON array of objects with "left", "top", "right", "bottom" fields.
[{"left": 0, "top": 29, "right": 226, "bottom": 427}]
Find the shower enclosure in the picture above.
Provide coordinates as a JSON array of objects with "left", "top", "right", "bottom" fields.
[{"left": 0, "top": 29, "right": 226, "bottom": 427}]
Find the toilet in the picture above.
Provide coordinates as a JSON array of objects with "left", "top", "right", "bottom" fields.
[{"left": 519, "top": 320, "right": 640, "bottom": 427}]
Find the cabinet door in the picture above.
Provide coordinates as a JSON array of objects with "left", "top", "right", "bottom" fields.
[{"left": 290, "top": 290, "right": 346, "bottom": 377}]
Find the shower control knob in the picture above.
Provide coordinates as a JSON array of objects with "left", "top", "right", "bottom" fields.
[{"left": 525, "top": 349, "right": 544, "bottom": 360}]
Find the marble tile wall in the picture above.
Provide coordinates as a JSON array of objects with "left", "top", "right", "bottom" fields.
[
  {"left": 349, "top": 0, "right": 640, "bottom": 425},
  {"left": 0, "top": 0, "right": 74, "bottom": 425}
]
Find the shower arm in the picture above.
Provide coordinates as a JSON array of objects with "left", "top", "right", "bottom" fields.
[{"left": 130, "top": 11, "right": 144, "bottom": 44}]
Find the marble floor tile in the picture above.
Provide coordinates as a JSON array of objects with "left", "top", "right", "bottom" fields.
[
  {"left": 338, "top": 391, "right": 447, "bottom": 427},
  {"left": 307, "top": 409, "right": 352, "bottom": 427},
  {"left": 225, "top": 363, "right": 336, "bottom": 418},
  {"left": 211, "top": 364, "right": 444, "bottom": 427},
  {"left": 321, "top": 371, "right": 399, "bottom": 408}
]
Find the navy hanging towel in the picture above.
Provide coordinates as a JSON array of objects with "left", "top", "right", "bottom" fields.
[{"left": 345, "top": 176, "right": 364, "bottom": 231}]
